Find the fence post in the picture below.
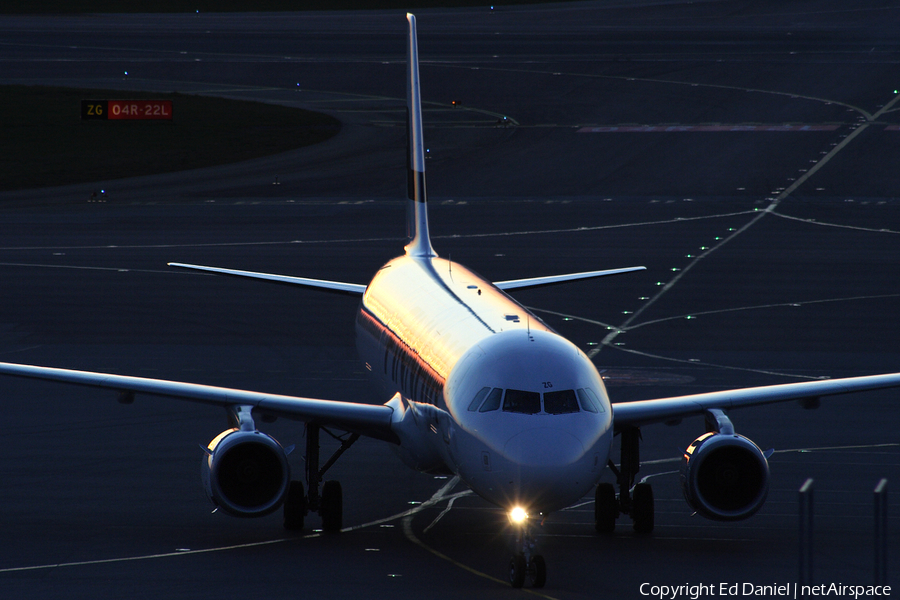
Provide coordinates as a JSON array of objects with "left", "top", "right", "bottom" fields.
[
  {"left": 799, "top": 478, "right": 814, "bottom": 589},
  {"left": 874, "top": 479, "right": 888, "bottom": 586}
]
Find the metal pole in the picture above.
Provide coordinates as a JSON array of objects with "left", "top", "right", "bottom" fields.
[
  {"left": 799, "top": 478, "right": 814, "bottom": 589},
  {"left": 874, "top": 478, "right": 888, "bottom": 586}
]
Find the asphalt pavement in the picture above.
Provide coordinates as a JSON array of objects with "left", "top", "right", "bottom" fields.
[{"left": 0, "top": 2, "right": 897, "bottom": 598}]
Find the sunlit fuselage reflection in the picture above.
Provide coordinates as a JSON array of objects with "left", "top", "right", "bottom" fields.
[{"left": 356, "top": 255, "right": 614, "bottom": 514}]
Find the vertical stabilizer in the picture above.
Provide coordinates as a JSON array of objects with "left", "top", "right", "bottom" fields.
[{"left": 405, "top": 13, "right": 437, "bottom": 259}]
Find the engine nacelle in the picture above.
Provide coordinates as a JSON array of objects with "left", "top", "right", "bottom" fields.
[
  {"left": 680, "top": 431, "right": 769, "bottom": 521},
  {"left": 201, "top": 428, "right": 291, "bottom": 518}
]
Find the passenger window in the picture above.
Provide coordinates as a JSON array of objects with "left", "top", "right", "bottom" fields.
[
  {"left": 467, "top": 387, "right": 491, "bottom": 412},
  {"left": 544, "top": 389, "right": 580, "bottom": 414},
  {"left": 576, "top": 388, "right": 599, "bottom": 413},
  {"left": 478, "top": 388, "right": 503, "bottom": 413},
  {"left": 503, "top": 389, "right": 541, "bottom": 415}
]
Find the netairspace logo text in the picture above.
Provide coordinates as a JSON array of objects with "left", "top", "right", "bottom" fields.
[{"left": 639, "top": 583, "right": 892, "bottom": 600}]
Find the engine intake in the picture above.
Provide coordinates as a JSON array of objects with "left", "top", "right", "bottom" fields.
[
  {"left": 680, "top": 431, "right": 769, "bottom": 521},
  {"left": 201, "top": 429, "right": 291, "bottom": 517}
]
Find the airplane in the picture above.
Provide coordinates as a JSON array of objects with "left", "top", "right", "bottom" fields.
[{"left": 2, "top": 13, "right": 900, "bottom": 590}]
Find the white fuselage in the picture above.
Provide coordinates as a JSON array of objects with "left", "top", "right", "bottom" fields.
[{"left": 356, "top": 254, "right": 614, "bottom": 514}]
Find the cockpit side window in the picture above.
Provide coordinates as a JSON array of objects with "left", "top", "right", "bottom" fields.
[
  {"left": 467, "top": 387, "right": 491, "bottom": 412},
  {"left": 544, "top": 389, "right": 580, "bottom": 414},
  {"left": 585, "top": 387, "right": 605, "bottom": 412},
  {"left": 478, "top": 387, "right": 503, "bottom": 412},
  {"left": 503, "top": 389, "right": 541, "bottom": 414},
  {"left": 576, "top": 389, "right": 597, "bottom": 413},
  {"left": 576, "top": 388, "right": 605, "bottom": 413}
]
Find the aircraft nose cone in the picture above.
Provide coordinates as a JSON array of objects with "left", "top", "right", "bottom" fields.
[
  {"left": 498, "top": 427, "right": 590, "bottom": 512},
  {"left": 503, "top": 427, "right": 585, "bottom": 467}
]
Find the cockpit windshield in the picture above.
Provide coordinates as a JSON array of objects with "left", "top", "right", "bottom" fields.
[
  {"left": 543, "top": 389, "right": 579, "bottom": 414},
  {"left": 502, "top": 389, "right": 541, "bottom": 414},
  {"left": 467, "top": 387, "right": 604, "bottom": 414}
]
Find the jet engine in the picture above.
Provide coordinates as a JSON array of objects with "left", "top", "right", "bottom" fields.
[
  {"left": 680, "top": 425, "right": 770, "bottom": 521},
  {"left": 201, "top": 428, "right": 291, "bottom": 518}
]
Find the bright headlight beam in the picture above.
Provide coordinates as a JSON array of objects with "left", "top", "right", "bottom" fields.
[{"left": 509, "top": 506, "right": 528, "bottom": 524}]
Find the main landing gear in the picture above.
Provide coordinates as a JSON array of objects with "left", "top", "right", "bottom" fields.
[
  {"left": 508, "top": 516, "right": 547, "bottom": 589},
  {"left": 596, "top": 426, "right": 655, "bottom": 534},
  {"left": 283, "top": 423, "right": 359, "bottom": 533}
]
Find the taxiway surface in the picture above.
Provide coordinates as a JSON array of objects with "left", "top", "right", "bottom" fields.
[{"left": 0, "top": 2, "right": 898, "bottom": 598}]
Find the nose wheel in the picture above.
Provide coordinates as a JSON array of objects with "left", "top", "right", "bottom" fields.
[
  {"left": 508, "top": 521, "right": 546, "bottom": 589},
  {"left": 511, "top": 553, "right": 546, "bottom": 588}
]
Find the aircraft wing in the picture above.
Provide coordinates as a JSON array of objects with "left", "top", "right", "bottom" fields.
[
  {"left": 495, "top": 266, "right": 646, "bottom": 291},
  {"left": 0, "top": 361, "right": 397, "bottom": 443},
  {"left": 168, "top": 263, "right": 645, "bottom": 294},
  {"left": 612, "top": 371, "right": 900, "bottom": 429},
  {"left": 168, "top": 262, "right": 367, "bottom": 295}
]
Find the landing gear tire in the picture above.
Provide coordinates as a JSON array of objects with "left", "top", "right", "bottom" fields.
[
  {"left": 527, "top": 555, "right": 547, "bottom": 588},
  {"left": 320, "top": 480, "right": 343, "bottom": 532},
  {"left": 283, "top": 480, "right": 307, "bottom": 531},
  {"left": 632, "top": 482, "right": 654, "bottom": 534},
  {"left": 595, "top": 482, "right": 618, "bottom": 534},
  {"left": 509, "top": 553, "right": 527, "bottom": 588}
]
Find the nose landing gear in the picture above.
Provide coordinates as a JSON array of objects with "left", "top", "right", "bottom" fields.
[{"left": 508, "top": 517, "right": 547, "bottom": 588}]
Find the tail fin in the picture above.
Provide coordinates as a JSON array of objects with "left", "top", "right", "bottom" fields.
[{"left": 405, "top": 13, "right": 437, "bottom": 259}]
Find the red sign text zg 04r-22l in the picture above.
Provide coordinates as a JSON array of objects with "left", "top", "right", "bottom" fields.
[{"left": 81, "top": 100, "right": 173, "bottom": 121}]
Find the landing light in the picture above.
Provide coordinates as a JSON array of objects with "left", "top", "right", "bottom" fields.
[{"left": 509, "top": 506, "right": 528, "bottom": 524}]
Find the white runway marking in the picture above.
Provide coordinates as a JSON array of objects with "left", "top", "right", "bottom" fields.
[
  {"left": 578, "top": 125, "right": 841, "bottom": 132},
  {"left": 621, "top": 294, "right": 900, "bottom": 332},
  {"left": 0, "top": 209, "right": 758, "bottom": 253},
  {"left": 398, "top": 479, "right": 560, "bottom": 599},
  {"left": 0, "top": 536, "right": 313, "bottom": 574},
  {"left": 0, "top": 475, "right": 553, "bottom": 597},
  {"left": 637, "top": 443, "right": 899, "bottom": 468},
  {"left": 0, "top": 261, "right": 171, "bottom": 274},
  {"left": 771, "top": 210, "right": 900, "bottom": 234},
  {"left": 429, "top": 62, "right": 879, "bottom": 121},
  {"left": 586, "top": 90, "right": 900, "bottom": 365},
  {"left": 590, "top": 206, "right": 772, "bottom": 358},
  {"left": 0, "top": 478, "right": 468, "bottom": 576}
]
